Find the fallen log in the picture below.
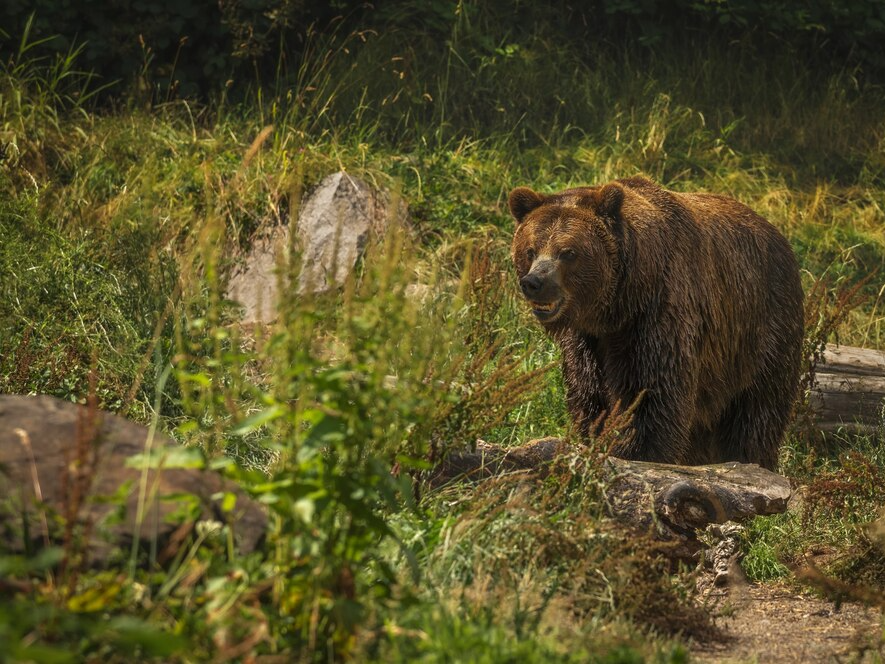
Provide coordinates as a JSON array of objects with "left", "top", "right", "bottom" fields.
[
  {"left": 812, "top": 344, "right": 885, "bottom": 436},
  {"left": 430, "top": 438, "right": 791, "bottom": 557}
]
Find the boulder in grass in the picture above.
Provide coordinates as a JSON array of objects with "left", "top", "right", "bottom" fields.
[
  {"left": 226, "top": 172, "right": 408, "bottom": 323},
  {"left": 0, "top": 395, "right": 266, "bottom": 566},
  {"left": 295, "top": 171, "right": 406, "bottom": 294},
  {"left": 226, "top": 224, "right": 288, "bottom": 325}
]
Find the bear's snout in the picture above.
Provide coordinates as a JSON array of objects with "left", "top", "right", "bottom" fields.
[
  {"left": 519, "top": 273, "right": 542, "bottom": 297},
  {"left": 519, "top": 260, "right": 564, "bottom": 324},
  {"left": 519, "top": 259, "right": 560, "bottom": 303}
]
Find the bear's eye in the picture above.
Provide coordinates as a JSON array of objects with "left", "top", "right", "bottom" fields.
[
  {"left": 559, "top": 249, "right": 577, "bottom": 261},
  {"left": 526, "top": 248, "right": 536, "bottom": 262}
]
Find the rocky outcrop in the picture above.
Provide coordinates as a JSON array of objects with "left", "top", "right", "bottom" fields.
[
  {"left": 227, "top": 172, "right": 408, "bottom": 323},
  {"left": 295, "top": 171, "right": 406, "bottom": 293},
  {"left": 226, "top": 225, "right": 288, "bottom": 325},
  {"left": 0, "top": 395, "right": 266, "bottom": 566}
]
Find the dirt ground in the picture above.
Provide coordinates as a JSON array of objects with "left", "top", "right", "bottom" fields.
[{"left": 693, "top": 581, "right": 884, "bottom": 663}]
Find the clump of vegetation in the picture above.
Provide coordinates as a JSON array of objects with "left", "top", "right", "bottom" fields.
[{"left": 2, "top": 2, "right": 885, "bottom": 660}]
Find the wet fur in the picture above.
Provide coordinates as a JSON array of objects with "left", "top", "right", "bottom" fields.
[{"left": 510, "top": 176, "right": 804, "bottom": 469}]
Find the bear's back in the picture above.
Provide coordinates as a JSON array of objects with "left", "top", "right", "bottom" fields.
[{"left": 619, "top": 181, "right": 802, "bottom": 416}]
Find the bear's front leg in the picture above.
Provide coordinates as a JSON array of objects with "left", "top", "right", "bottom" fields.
[
  {"left": 561, "top": 332, "right": 609, "bottom": 437},
  {"left": 607, "top": 387, "right": 694, "bottom": 464},
  {"left": 602, "top": 327, "right": 696, "bottom": 464}
]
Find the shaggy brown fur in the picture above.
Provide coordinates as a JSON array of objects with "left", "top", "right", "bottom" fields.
[{"left": 510, "top": 176, "right": 803, "bottom": 469}]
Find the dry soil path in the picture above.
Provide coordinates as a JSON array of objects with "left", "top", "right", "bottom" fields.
[{"left": 693, "top": 582, "right": 883, "bottom": 663}]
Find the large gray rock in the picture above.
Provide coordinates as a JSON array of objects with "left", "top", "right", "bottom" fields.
[
  {"left": 226, "top": 225, "right": 288, "bottom": 324},
  {"left": 295, "top": 171, "right": 402, "bottom": 293},
  {"left": 0, "top": 395, "right": 266, "bottom": 566},
  {"left": 227, "top": 172, "right": 407, "bottom": 323}
]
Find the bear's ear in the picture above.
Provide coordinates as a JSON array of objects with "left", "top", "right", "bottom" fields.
[
  {"left": 509, "top": 187, "right": 545, "bottom": 224},
  {"left": 596, "top": 183, "right": 625, "bottom": 220}
]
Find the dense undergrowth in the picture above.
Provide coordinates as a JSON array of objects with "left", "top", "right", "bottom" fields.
[{"left": 2, "top": 6, "right": 885, "bottom": 662}]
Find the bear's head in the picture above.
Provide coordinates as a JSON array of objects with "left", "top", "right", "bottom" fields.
[{"left": 509, "top": 183, "right": 625, "bottom": 332}]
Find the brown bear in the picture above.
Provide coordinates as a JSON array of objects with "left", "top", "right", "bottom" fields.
[{"left": 509, "top": 176, "right": 803, "bottom": 470}]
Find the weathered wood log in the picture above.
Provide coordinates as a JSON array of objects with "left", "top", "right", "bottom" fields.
[
  {"left": 811, "top": 344, "right": 885, "bottom": 435},
  {"left": 430, "top": 438, "right": 791, "bottom": 557}
]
